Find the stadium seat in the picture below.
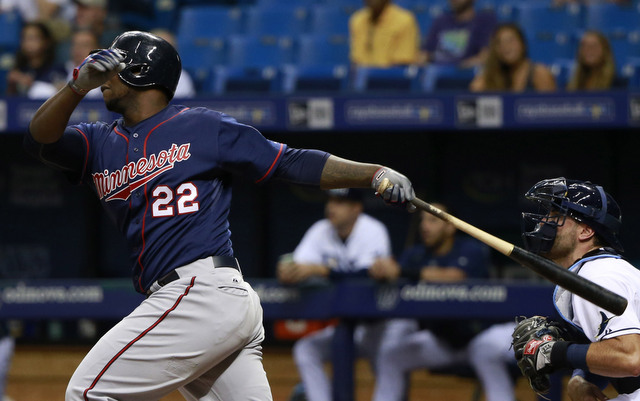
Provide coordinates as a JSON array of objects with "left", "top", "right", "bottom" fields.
[
  {"left": 309, "top": 4, "right": 353, "bottom": 37},
  {"left": 211, "top": 35, "right": 294, "bottom": 94},
  {"left": 607, "top": 31, "right": 640, "bottom": 64},
  {"left": 0, "top": 11, "right": 22, "bottom": 53},
  {"left": 282, "top": 34, "right": 350, "bottom": 93},
  {"left": 584, "top": 3, "right": 640, "bottom": 35},
  {"left": 244, "top": 5, "right": 309, "bottom": 38},
  {"left": 352, "top": 66, "right": 420, "bottom": 92},
  {"left": 321, "top": 0, "right": 362, "bottom": 14},
  {"left": 176, "top": 6, "right": 243, "bottom": 45},
  {"left": 420, "top": 64, "right": 476, "bottom": 92},
  {"left": 281, "top": 64, "right": 349, "bottom": 93},
  {"left": 621, "top": 57, "right": 640, "bottom": 89},
  {"left": 527, "top": 32, "right": 576, "bottom": 65},
  {"left": 295, "top": 34, "right": 350, "bottom": 66},
  {"left": 550, "top": 58, "right": 575, "bottom": 89},
  {"left": 178, "top": 38, "right": 227, "bottom": 94},
  {"left": 516, "top": 3, "right": 584, "bottom": 40},
  {"left": 226, "top": 35, "right": 294, "bottom": 67}
]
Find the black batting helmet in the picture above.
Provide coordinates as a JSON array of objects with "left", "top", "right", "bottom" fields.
[
  {"left": 521, "top": 177, "right": 623, "bottom": 254},
  {"left": 109, "top": 31, "right": 181, "bottom": 99}
]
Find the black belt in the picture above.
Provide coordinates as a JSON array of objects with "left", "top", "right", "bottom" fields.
[{"left": 156, "top": 256, "right": 241, "bottom": 288}]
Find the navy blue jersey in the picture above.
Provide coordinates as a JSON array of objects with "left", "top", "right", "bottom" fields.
[
  {"left": 399, "top": 236, "right": 491, "bottom": 281},
  {"left": 398, "top": 236, "right": 492, "bottom": 347},
  {"left": 25, "top": 105, "right": 328, "bottom": 293}
]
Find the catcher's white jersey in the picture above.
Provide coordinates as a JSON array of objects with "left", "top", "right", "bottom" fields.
[
  {"left": 554, "top": 251, "right": 640, "bottom": 399},
  {"left": 554, "top": 253, "right": 640, "bottom": 342}
]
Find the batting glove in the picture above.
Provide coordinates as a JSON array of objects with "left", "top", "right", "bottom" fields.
[
  {"left": 371, "top": 167, "right": 415, "bottom": 211},
  {"left": 69, "top": 49, "right": 126, "bottom": 95}
]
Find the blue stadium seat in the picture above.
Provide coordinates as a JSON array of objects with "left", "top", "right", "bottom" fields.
[
  {"left": 527, "top": 32, "right": 577, "bottom": 65},
  {"left": 550, "top": 58, "right": 575, "bottom": 89},
  {"left": 609, "top": 31, "right": 640, "bottom": 65},
  {"left": 584, "top": 3, "right": 640, "bottom": 35},
  {"left": 621, "top": 57, "right": 640, "bottom": 89},
  {"left": 226, "top": 35, "right": 294, "bottom": 67},
  {"left": 244, "top": 5, "right": 309, "bottom": 38},
  {"left": 281, "top": 64, "right": 349, "bottom": 93},
  {"left": 211, "top": 35, "right": 294, "bottom": 94},
  {"left": 517, "top": 3, "right": 584, "bottom": 40},
  {"left": 176, "top": 6, "right": 243, "bottom": 44},
  {"left": 282, "top": 34, "right": 350, "bottom": 93},
  {"left": 309, "top": 4, "right": 353, "bottom": 37},
  {"left": 0, "top": 11, "right": 22, "bottom": 53},
  {"left": 178, "top": 38, "right": 227, "bottom": 94},
  {"left": 420, "top": 64, "right": 476, "bottom": 92},
  {"left": 295, "top": 34, "right": 350, "bottom": 66},
  {"left": 321, "top": 0, "right": 362, "bottom": 14},
  {"left": 352, "top": 66, "right": 420, "bottom": 92}
]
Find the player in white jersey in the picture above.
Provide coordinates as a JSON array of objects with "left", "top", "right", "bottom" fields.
[
  {"left": 277, "top": 189, "right": 417, "bottom": 401},
  {"left": 513, "top": 178, "right": 640, "bottom": 400}
]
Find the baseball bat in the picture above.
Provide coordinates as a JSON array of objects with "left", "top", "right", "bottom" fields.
[{"left": 377, "top": 179, "right": 628, "bottom": 315}]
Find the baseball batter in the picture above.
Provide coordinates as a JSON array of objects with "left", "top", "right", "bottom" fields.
[
  {"left": 513, "top": 178, "right": 640, "bottom": 401},
  {"left": 24, "top": 31, "right": 415, "bottom": 400}
]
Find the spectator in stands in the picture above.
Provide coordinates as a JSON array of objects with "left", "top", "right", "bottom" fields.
[
  {"left": 0, "top": 0, "right": 74, "bottom": 41},
  {"left": 469, "top": 23, "right": 557, "bottom": 92},
  {"left": 65, "top": 28, "right": 102, "bottom": 98},
  {"left": 73, "top": 0, "right": 119, "bottom": 46},
  {"left": 277, "top": 188, "right": 416, "bottom": 401},
  {"left": 567, "top": 30, "right": 628, "bottom": 91},
  {"left": 421, "top": 0, "right": 497, "bottom": 68},
  {"left": 150, "top": 28, "right": 196, "bottom": 98},
  {"left": 369, "top": 204, "right": 517, "bottom": 401},
  {"left": 349, "top": 0, "right": 421, "bottom": 67},
  {"left": 6, "top": 21, "right": 67, "bottom": 98}
]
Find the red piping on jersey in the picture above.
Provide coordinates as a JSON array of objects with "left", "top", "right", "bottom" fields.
[
  {"left": 255, "top": 142, "right": 284, "bottom": 184},
  {"left": 137, "top": 107, "right": 191, "bottom": 292},
  {"left": 82, "top": 276, "right": 196, "bottom": 401},
  {"left": 72, "top": 128, "right": 91, "bottom": 181},
  {"left": 113, "top": 127, "right": 131, "bottom": 207}
]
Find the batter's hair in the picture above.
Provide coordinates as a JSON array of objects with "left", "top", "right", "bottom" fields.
[{"left": 567, "top": 30, "right": 616, "bottom": 91}]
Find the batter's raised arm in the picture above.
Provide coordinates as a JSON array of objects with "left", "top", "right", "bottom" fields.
[
  {"left": 29, "top": 49, "right": 125, "bottom": 144},
  {"left": 320, "top": 155, "right": 415, "bottom": 207}
]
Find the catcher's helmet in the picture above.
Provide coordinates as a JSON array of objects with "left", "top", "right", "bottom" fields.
[
  {"left": 109, "top": 31, "right": 181, "bottom": 99},
  {"left": 521, "top": 177, "right": 623, "bottom": 254}
]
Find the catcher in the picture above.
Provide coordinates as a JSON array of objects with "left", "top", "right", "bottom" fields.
[{"left": 512, "top": 178, "right": 640, "bottom": 401}]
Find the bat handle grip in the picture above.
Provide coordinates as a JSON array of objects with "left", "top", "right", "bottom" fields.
[{"left": 376, "top": 178, "right": 391, "bottom": 195}]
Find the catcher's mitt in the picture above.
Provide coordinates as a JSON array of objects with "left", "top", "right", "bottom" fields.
[{"left": 512, "top": 316, "right": 567, "bottom": 395}]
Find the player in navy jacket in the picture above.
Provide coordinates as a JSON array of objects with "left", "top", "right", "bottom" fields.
[{"left": 24, "top": 31, "right": 415, "bottom": 401}]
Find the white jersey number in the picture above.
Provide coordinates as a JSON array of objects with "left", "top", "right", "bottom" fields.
[{"left": 152, "top": 183, "right": 199, "bottom": 217}]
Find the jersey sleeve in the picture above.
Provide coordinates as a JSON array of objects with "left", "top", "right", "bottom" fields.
[
  {"left": 23, "top": 123, "right": 94, "bottom": 184},
  {"left": 216, "top": 114, "right": 287, "bottom": 184}
]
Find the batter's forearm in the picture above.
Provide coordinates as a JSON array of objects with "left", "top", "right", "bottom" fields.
[
  {"left": 29, "top": 84, "right": 84, "bottom": 144},
  {"left": 319, "top": 155, "right": 381, "bottom": 189}
]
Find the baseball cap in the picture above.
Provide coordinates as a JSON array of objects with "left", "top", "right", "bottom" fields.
[{"left": 326, "top": 188, "right": 364, "bottom": 202}]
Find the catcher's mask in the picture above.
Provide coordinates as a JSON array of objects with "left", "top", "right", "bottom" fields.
[
  {"left": 521, "top": 177, "right": 623, "bottom": 255},
  {"left": 109, "top": 30, "right": 181, "bottom": 100}
]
